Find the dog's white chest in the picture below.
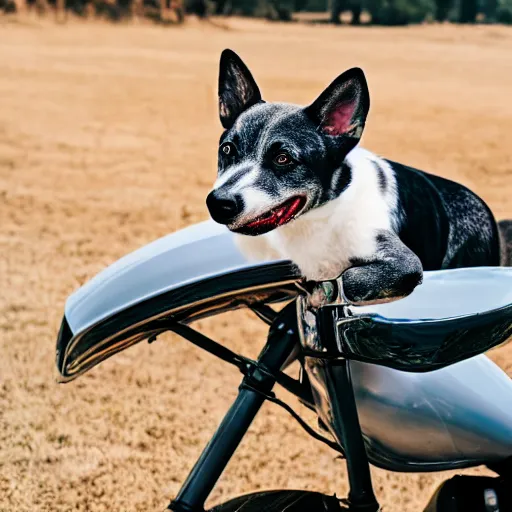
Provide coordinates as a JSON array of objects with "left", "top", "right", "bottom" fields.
[
  {"left": 235, "top": 148, "right": 397, "bottom": 281},
  {"left": 267, "top": 205, "right": 380, "bottom": 280},
  {"left": 236, "top": 203, "right": 387, "bottom": 281}
]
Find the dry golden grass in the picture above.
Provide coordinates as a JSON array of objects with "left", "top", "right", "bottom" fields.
[{"left": 1, "top": 14, "right": 512, "bottom": 512}]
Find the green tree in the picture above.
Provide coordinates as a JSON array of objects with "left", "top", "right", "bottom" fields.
[
  {"left": 366, "top": 0, "right": 434, "bottom": 24},
  {"left": 434, "top": 0, "right": 453, "bottom": 20},
  {"left": 458, "top": 0, "right": 477, "bottom": 21},
  {"left": 497, "top": 0, "right": 512, "bottom": 22},
  {"left": 329, "top": 0, "right": 344, "bottom": 23}
]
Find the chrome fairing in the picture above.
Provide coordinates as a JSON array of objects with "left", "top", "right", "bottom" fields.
[
  {"left": 306, "top": 355, "right": 512, "bottom": 472},
  {"left": 298, "top": 267, "right": 512, "bottom": 372},
  {"left": 56, "top": 221, "right": 300, "bottom": 382},
  {"left": 299, "top": 267, "right": 512, "bottom": 470},
  {"left": 56, "top": 221, "right": 512, "bottom": 471}
]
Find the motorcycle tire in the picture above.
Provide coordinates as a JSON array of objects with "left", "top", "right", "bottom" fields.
[
  {"left": 208, "top": 490, "right": 345, "bottom": 511},
  {"left": 423, "top": 475, "right": 510, "bottom": 512}
]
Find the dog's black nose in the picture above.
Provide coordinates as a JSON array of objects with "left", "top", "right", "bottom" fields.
[{"left": 206, "top": 190, "right": 243, "bottom": 225}]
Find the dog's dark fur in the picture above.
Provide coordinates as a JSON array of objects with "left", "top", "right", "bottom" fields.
[
  {"left": 499, "top": 220, "right": 512, "bottom": 267},
  {"left": 207, "top": 50, "right": 510, "bottom": 305}
]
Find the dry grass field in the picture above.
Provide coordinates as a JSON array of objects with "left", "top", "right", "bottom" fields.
[{"left": 1, "top": 14, "right": 512, "bottom": 512}]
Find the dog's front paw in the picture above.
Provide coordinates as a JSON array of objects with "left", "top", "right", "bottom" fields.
[
  {"left": 337, "top": 230, "right": 424, "bottom": 306},
  {"left": 341, "top": 261, "right": 422, "bottom": 306}
]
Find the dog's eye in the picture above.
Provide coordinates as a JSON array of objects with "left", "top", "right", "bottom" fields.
[
  {"left": 220, "top": 142, "right": 235, "bottom": 156},
  {"left": 273, "top": 152, "right": 292, "bottom": 166}
]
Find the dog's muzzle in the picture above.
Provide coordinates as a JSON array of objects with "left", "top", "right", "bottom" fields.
[{"left": 206, "top": 190, "right": 244, "bottom": 225}]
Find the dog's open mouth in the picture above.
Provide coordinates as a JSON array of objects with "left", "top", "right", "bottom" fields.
[{"left": 233, "top": 195, "right": 307, "bottom": 236}]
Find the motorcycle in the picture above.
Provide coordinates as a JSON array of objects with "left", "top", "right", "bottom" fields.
[{"left": 55, "top": 220, "right": 512, "bottom": 511}]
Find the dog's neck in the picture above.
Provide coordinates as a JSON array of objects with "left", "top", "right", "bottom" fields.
[{"left": 235, "top": 147, "right": 400, "bottom": 281}]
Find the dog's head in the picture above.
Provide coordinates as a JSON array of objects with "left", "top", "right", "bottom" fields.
[{"left": 206, "top": 49, "right": 370, "bottom": 236}]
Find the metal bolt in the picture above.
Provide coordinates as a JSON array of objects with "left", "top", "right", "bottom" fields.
[{"left": 483, "top": 488, "right": 499, "bottom": 512}]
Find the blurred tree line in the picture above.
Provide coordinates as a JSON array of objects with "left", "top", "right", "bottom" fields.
[
  {"left": 2, "top": 0, "right": 511, "bottom": 25},
  {"left": 323, "top": 0, "right": 511, "bottom": 24}
]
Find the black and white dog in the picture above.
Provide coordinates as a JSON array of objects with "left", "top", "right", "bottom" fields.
[{"left": 207, "top": 49, "right": 511, "bottom": 305}]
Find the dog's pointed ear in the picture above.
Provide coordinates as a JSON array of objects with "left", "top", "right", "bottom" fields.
[
  {"left": 305, "top": 68, "right": 369, "bottom": 141},
  {"left": 218, "top": 49, "right": 262, "bottom": 130}
]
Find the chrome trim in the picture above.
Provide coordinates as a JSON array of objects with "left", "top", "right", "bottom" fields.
[
  {"left": 58, "top": 279, "right": 298, "bottom": 382},
  {"left": 299, "top": 267, "right": 512, "bottom": 372}
]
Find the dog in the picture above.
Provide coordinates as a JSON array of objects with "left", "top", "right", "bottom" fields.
[{"left": 206, "top": 49, "right": 511, "bottom": 305}]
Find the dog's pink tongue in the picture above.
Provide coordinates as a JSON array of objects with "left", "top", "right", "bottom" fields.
[
  {"left": 245, "top": 196, "right": 304, "bottom": 230},
  {"left": 276, "top": 197, "right": 302, "bottom": 226}
]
